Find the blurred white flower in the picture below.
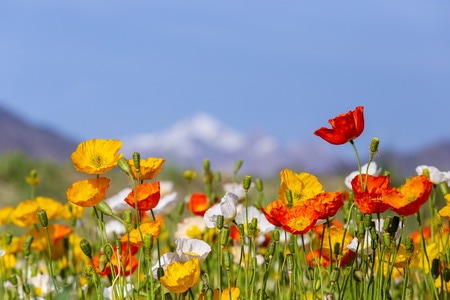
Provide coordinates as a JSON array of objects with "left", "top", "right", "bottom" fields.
[
  {"left": 204, "top": 192, "right": 239, "bottom": 228},
  {"left": 223, "top": 182, "right": 253, "bottom": 199},
  {"left": 415, "top": 165, "right": 449, "bottom": 184},
  {"left": 175, "top": 238, "right": 212, "bottom": 263},
  {"left": 152, "top": 182, "right": 178, "bottom": 216},
  {"left": 174, "top": 216, "right": 206, "bottom": 240},
  {"left": 345, "top": 162, "right": 381, "bottom": 189},
  {"left": 103, "top": 283, "right": 134, "bottom": 300},
  {"left": 0, "top": 247, "right": 4, "bottom": 258},
  {"left": 105, "top": 188, "right": 132, "bottom": 214}
]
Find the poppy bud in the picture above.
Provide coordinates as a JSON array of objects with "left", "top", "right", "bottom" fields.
[
  {"left": 330, "top": 267, "right": 340, "bottom": 285},
  {"left": 223, "top": 249, "right": 231, "bottom": 270},
  {"left": 363, "top": 214, "right": 372, "bottom": 229},
  {"left": 4, "top": 233, "right": 12, "bottom": 245},
  {"left": 9, "top": 274, "right": 18, "bottom": 286},
  {"left": 238, "top": 223, "right": 245, "bottom": 238},
  {"left": 132, "top": 152, "right": 141, "bottom": 174},
  {"left": 421, "top": 168, "right": 430, "bottom": 179},
  {"left": 243, "top": 175, "right": 252, "bottom": 191},
  {"left": 99, "top": 254, "right": 108, "bottom": 273},
  {"left": 369, "top": 137, "right": 380, "bottom": 154},
  {"left": 286, "top": 253, "right": 294, "bottom": 272},
  {"left": 443, "top": 268, "right": 450, "bottom": 282},
  {"left": 144, "top": 233, "right": 153, "bottom": 251},
  {"left": 80, "top": 239, "right": 93, "bottom": 259},
  {"left": 220, "top": 227, "right": 230, "bottom": 246},
  {"left": 214, "top": 172, "right": 221, "bottom": 183},
  {"left": 216, "top": 215, "right": 224, "bottom": 230},
  {"left": 234, "top": 159, "right": 243, "bottom": 173},
  {"left": 117, "top": 157, "right": 131, "bottom": 175},
  {"left": 203, "top": 159, "right": 210, "bottom": 172},
  {"left": 383, "top": 232, "right": 391, "bottom": 247},
  {"left": 25, "top": 169, "right": 39, "bottom": 187},
  {"left": 439, "top": 182, "right": 450, "bottom": 197},
  {"left": 23, "top": 282, "right": 30, "bottom": 295},
  {"left": 23, "top": 235, "right": 33, "bottom": 257},
  {"left": 431, "top": 258, "right": 440, "bottom": 279},
  {"left": 267, "top": 240, "right": 276, "bottom": 257},
  {"left": 288, "top": 234, "right": 296, "bottom": 253},
  {"left": 255, "top": 178, "right": 263, "bottom": 192},
  {"left": 286, "top": 189, "right": 293, "bottom": 209},
  {"left": 183, "top": 170, "right": 197, "bottom": 182},
  {"left": 272, "top": 229, "right": 280, "bottom": 242},
  {"left": 37, "top": 209, "right": 48, "bottom": 228},
  {"left": 405, "top": 237, "right": 414, "bottom": 254},
  {"left": 104, "top": 243, "right": 113, "bottom": 260},
  {"left": 353, "top": 268, "right": 364, "bottom": 282},
  {"left": 383, "top": 216, "right": 392, "bottom": 232},
  {"left": 96, "top": 201, "right": 114, "bottom": 216},
  {"left": 124, "top": 210, "right": 132, "bottom": 225}
]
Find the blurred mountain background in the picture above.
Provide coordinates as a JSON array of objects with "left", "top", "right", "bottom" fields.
[{"left": 1, "top": 104, "right": 450, "bottom": 206}]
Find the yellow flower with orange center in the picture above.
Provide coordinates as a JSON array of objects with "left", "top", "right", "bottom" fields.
[
  {"left": 128, "top": 157, "right": 165, "bottom": 180},
  {"left": 66, "top": 177, "right": 110, "bottom": 207},
  {"left": 160, "top": 258, "right": 201, "bottom": 294},
  {"left": 278, "top": 169, "right": 324, "bottom": 206},
  {"left": 11, "top": 200, "right": 39, "bottom": 227},
  {"left": 122, "top": 218, "right": 163, "bottom": 247},
  {"left": 71, "top": 139, "right": 123, "bottom": 174}
]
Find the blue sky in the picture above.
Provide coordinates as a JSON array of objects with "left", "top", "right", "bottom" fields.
[{"left": 1, "top": 1, "right": 449, "bottom": 156}]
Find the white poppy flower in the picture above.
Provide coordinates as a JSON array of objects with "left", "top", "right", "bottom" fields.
[
  {"left": 203, "top": 192, "right": 239, "bottom": 228},
  {"left": 152, "top": 191, "right": 178, "bottom": 216},
  {"left": 234, "top": 206, "right": 275, "bottom": 236},
  {"left": 416, "top": 165, "right": 448, "bottom": 184},
  {"left": 174, "top": 216, "right": 206, "bottom": 240},
  {"left": 223, "top": 182, "right": 253, "bottom": 199},
  {"left": 345, "top": 162, "right": 381, "bottom": 189},
  {"left": 105, "top": 188, "right": 132, "bottom": 213},
  {"left": 103, "top": 283, "right": 134, "bottom": 300},
  {"left": 175, "top": 238, "right": 212, "bottom": 263}
]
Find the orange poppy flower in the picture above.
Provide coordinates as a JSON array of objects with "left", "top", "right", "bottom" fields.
[
  {"left": 186, "top": 192, "right": 209, "bottom": 216},
  {"left": 383, "top": 175, "right": 432, "bottom": 216},
  {"left": 66, "top": 177, "right": 110, "bottom": 207},
  {"left": 261, "top": 200, "right": 287, "bottom": 228},
  {"left": 71, "top": 139, "right": 123, "bottom": 174},
  {"left": 306, "top": 249, "right": 330, "bottom": 267},
  {"left": 26, "top": 224, "right": 72, "bottom": 252},
  {"left": 124, "top": 181, "right": 161, "bottom": 211},
  {"left": 122, "top": 218, "right": 163, "bottom": 247},
  {"left": 320, "top": 226, "right": 355, "bottom": 266},
  {"left": 310, "top": 192, "right": 344, "bottom": 219},
  {"left": 351, "top": 174, "right": 392, "bottom": 214},
  {"left": 314, "top": 106, "right": 365, "bottom": 145},
  {"left": 92, "top": 242, "right": 139, "bottom": 276},
  {"left": 127, "top": 157, "right": 165, "bottom": 181}
]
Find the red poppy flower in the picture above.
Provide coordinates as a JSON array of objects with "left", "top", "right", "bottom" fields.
[
  {"left": 351, "top": 174, "right": 393, "bottom": 214},
  {"left": 186, "top": 192, "right": 209, "bottom": 216},
  {"left": 124, "top": 181, "right": 161, "bottom": 211},
  {"left": 314, "top": 106, "right": 365, "bottom": 145},
  {"left": 92, "top": 242, "right": 139, "bottom": 276},
  {"left": 382, "top": 175, "right": 432, "bottom": 216}
]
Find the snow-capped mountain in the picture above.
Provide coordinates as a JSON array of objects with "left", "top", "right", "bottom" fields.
[{"left": 121, "top": 112, "right": 349, "bottom": 177}]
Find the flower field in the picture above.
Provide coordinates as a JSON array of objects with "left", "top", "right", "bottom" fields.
[{"left": 1, "top": 106, "right": 450, "bottom": 299}]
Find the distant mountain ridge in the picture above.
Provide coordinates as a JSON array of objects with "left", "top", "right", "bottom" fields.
[
  {"left": 0, "top": 105, "right": 78, "bottom": 162},
  {"left": 1, "top": 104, "right": 450, "bottom": 178}
]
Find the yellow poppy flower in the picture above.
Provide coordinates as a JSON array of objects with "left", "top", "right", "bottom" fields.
[
  {"left": 61, "top": 202, "right": 85, "bottom": 220},
  {"left": 66, "top": 177, "right": 110, "bottom": 207},
  {"left": 199, "top": 287, "right": 240, "bottom": 300},
  {"left": 0, "top": 206, "right": 14, "bottom": 225},
  {"left": 160, "top": 258, "right": 201, "bottom": 294},
  {"left": 278, "top": 169, "right": 324, "bottom": 206},
  {"left": 35, "top": 196, "right": 64, "bottom": 220},
  {"left": 70, "top": 139, "right": 123, "bottom": 174},
  {"left": 128, "top": 157, "right": 165, "bottom": 180},
  {"left": 10, "top": 200, "right": 39, "bottom": 227}
]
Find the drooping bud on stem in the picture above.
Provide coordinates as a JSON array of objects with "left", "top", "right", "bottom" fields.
[
  {"left": 80, "top": 239, "right": 93, "bottom": 259},
  {"left": 117, "top": 157, "right": 132, "bottom": 175},
  {"left": 234, "top": 159, "right": 243, "bottom": 174},
  {"left": 96, "top": 201, "right": 114, "bottom": 216}
]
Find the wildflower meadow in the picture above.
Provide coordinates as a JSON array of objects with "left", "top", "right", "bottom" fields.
[{"left": 2, "top": 106, "right": 450, "bottom": 300}]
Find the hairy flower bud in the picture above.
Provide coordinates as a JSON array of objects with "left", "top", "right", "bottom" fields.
[
  {"left": 439, "top": 182, "right": 450, "bottom": 196},
  {"left": 132, "top": 152, "right": 141, "bottom": 174},
  {"left": 117, "top": 157, "right": 131, "bottom": 175},
  {"left": 243, "top": 175, "right": 252, "bottom": 190},
  {"left": 37, "top": 209, "right": 48, "bottom": 228},
  {"left": 272, "top": 229, "right": 280, "bottom": 242},
  {"left": 220, "top": 227, "right": 230, "bottom": 246},
  {"left": 23, "top": 235, "right": 33, "bottom": 257},
  {"left": 234, "top": 159, "right": 243, "bottom": 173},
  {"left": 96, "top": 201, "right": 114, "bottom": 216},
  {"left": 216, "top": 215, "right": 224, "bottom": 230},
  {"left": 80, "top": 239, "right": 93, "bottom": 259},
  {"left": 286, "top": 253, "right": 294, "bottom": 272},
  {"left": 223, "top": 249, "right": 232, "bottom": 270},
  {"left": 104, "top": 243, "right": 113, "bottom": 260},
  {"left": 286, "top": 189, "right": 293, "bottom": 209},
  {"left": 369, "top": 137, "right": 380, "bottom": 154}
]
